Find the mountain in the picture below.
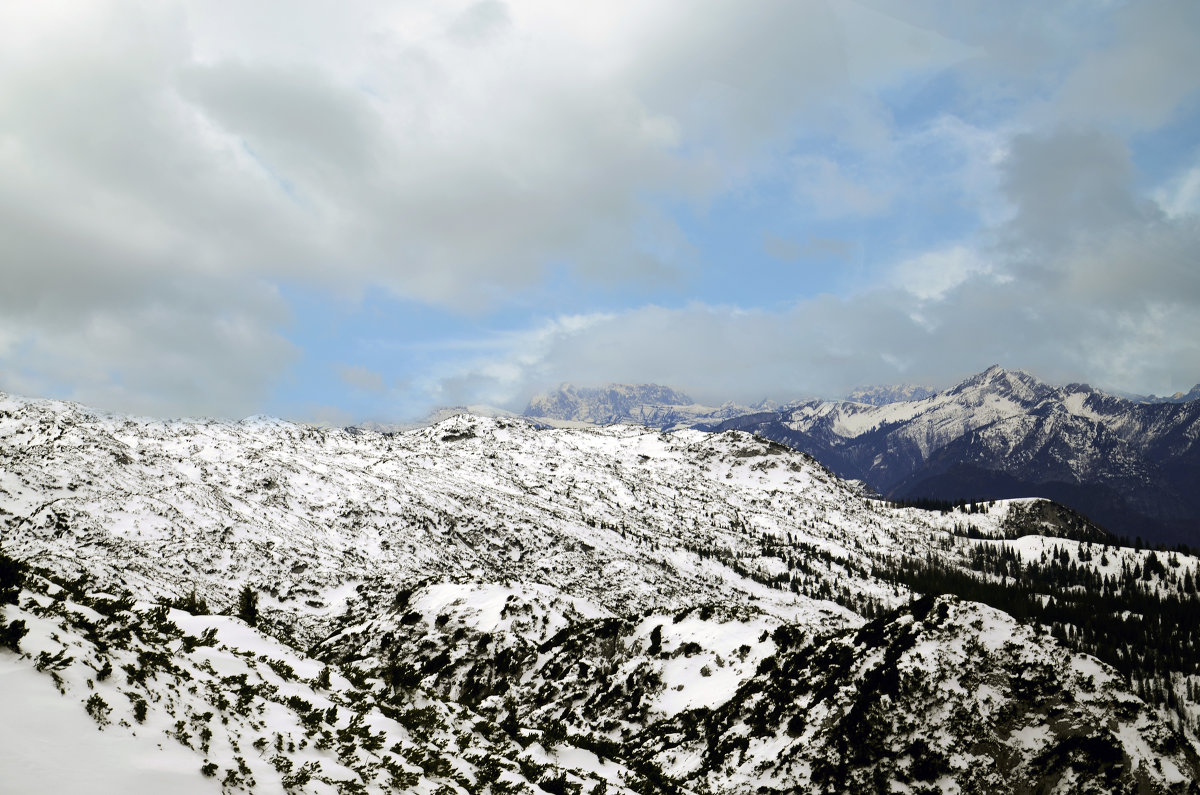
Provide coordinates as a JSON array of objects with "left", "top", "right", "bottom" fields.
[
  {"left": 1138, "top": 385, "right": 1200, "bottom": 404},
  {"left": 524, "top": 383, "right": 762, "bottom": 430},
  {"left": 708, "top": 366, "right": 1200, "bottom": 547},
  {"left": 2, "top": 390, "right": 1199, "bottom": 792},
  {"left": 844, "top": 383, "right": 937, "bottom": 405}
]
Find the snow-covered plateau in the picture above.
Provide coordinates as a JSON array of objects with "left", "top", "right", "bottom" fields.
[{"left": 1, "top": 390, "right": 1197, "bottom": 793}]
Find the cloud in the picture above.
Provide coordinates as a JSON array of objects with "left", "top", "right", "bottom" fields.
[
  {"left": 763, "top": 234, "right": 801, "bottom": 263},
  {"left": 1155, "top": 161, "right": 1200, "bottom": 219},
  {"left": 792, "top": 155, "right": 893, "bottom": 218},
  {"left": 0, "top": 276, "right": 296, "bottom": 419},
  {"left": 424, "top": 124, "right": 1200, "bottom": 408},
  {"left": 888, "top": 244, "right": 991, "bottom": 300},
  {"left": 338, "top": 365, "right": 387, "bottom": 394},
  {"left": 1000, "top": 130, "right": 1147, "bottom": 257},
  {"left": 996, "top": 129, "right": 1200, "bottom": 308},
  {"left": 3, "top": 0, "right": 1198, "bottom": 420},
  {"left": 433, "top": 264, "right": 1200, "bottom": 410},
  {"left": 801, "top": 237, "right": 856, "bottom": 262},
  {"left": 0, "top": 0, "right": 986, "bottom": 417},
  {"left": 1053, "top": 0, "right": 1200, "bottom": 131}
]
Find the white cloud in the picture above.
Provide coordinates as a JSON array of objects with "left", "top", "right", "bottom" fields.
[
  {"left": 0, "top": 0, "right": 985, "bottom": 417},
  {"left": 1155, "top": 162, "right": 1200, "bottom": 219},
  {"left": 430, "top": 263, "right": 1200, "bottom": 410},
  {"left": 2, "top": 0, "right": 1198, "bottom": 419},
  {"left": 889, "top": 244, "right": 992, "bottom": 301}
]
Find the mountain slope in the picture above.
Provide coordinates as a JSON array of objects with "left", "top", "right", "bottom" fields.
[
  {"left": 710, "top": 366, "right": 1200, "bottom": 546},
  {"left": 2, "top": 390, "right": 1198, "bottom": 793}
]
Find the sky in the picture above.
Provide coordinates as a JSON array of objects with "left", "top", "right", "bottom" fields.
[{"left": 2, "top": 0, "right": 1199, "bottom": 422}]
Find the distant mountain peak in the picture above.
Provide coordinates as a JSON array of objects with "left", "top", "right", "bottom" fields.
[
  {"left": 526, "top": 382, "right": 703, "bottom": 427},
  {"left": 554, "top": 382, "right": 693, "bottom": 404},
  {"left": 946, "top": 365, "right": 1050, "bottom": 403},
  {"left": 1139, "top": 384, "right": 1200, "bottom": 404},
  {"left": 845, "top": 383, "right": 937, "bottom": 406}
]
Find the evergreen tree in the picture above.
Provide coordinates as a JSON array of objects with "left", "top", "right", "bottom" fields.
[
  {"left": 0, "top": 549, "right": 26, "bottom": 605},
  {"left": 237, "top": 585, "right": 259, "bottom": 627}
]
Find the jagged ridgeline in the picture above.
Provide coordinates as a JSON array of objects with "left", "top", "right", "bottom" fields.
[{"left": 1, "top": 391, "right": 1198, "bottom": 793}]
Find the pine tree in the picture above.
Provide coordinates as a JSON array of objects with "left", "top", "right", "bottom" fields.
[
  {"left": 0, "top": 549, "right": 26, "bottom": 605},
  {"left": 237, "top": 585, "right": 259, "bottom": 627}
]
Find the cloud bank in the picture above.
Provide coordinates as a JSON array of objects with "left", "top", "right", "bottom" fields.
[{"left": 1, "top": 0, "right": 1198, "bottom": 418}]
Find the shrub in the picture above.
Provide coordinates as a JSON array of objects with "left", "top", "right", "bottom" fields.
[
  {"left": 85, "top": 694, "right": 112, "bottom": 728},
  {"left": 127, "top": 694, "right": 148, "bottom": 724},
  {"left": 0, "top": 618, "right": 28, "bottom": 652}
]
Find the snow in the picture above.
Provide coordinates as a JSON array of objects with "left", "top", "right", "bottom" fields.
[
  {"left": 0, "top": 655, "right": 216, "bottom": 795},
  {"left": 1, "top": 389, "right": 1198, "bottom": 793},
  {"left": 644, "top": 614, "right": 775, "bottom": 716}
]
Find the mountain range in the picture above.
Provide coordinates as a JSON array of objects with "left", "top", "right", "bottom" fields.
[
  {"left": 523, "top": 383, "right": 764, "bottom": 430},
  {"left": 527, "top": 367, "right": 1200, "bottom": 547},
  {"left": 2, "top": 388, "right": 1199, "bottom": 792}
]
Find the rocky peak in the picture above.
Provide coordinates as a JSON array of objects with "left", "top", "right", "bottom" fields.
[{"left": 946, "top": 365, "right": 1052, "bottom": 405}]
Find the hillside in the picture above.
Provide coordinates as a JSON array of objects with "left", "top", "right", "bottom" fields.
[{"left": 1, "top": 390, "right": 1198, "bottom": 792}]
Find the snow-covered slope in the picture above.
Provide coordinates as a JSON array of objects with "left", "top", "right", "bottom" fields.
[{"left": 1, "top": 390, "right": 1198, "bottom": 793}]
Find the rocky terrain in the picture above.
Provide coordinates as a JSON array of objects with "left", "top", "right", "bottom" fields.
[
  {"left": 526, "top": 367, "right": 1200, "bottom": 547},
  {"left": 1, "top": 390, "right": 1198, "bottom": 793}
]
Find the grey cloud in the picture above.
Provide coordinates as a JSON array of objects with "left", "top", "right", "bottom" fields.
[
  {"left": 448, "top": 1, "right": 511, "bottom": 44},
  {"left": 448, "top": 266, "right": 1200, "bottom": 411},
  {"left": 802, "top": 237, "right": 855, "bottom": 262},
  {"left": 997, "top": 129, "right": 1200, "bottom": 307},
  {"left": 1001, "top": 130, "right": 1146, "bottom": 255},
  {"left": 432, "top": 125, "right": 1200, "bottom": 409},
  {"left": 0, "top": 275, "right": 296, "bottom": 419},
  {"left": 1055, "top": 0, "right": 1200, "bottom": 131},
  {"left": 855, "top": 0, "right": 1200, "bottom": 135},
  {"left": 178, "top": 62, "right": 383, "bottom": 180}
]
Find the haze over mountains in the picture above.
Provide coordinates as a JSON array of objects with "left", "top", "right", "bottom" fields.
[
  {"left": 525, "top": 366, "right": 1200, "bottom": 548},
  {"left": 3, "top": 387, "right": 1199, "bottom": 792}
]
